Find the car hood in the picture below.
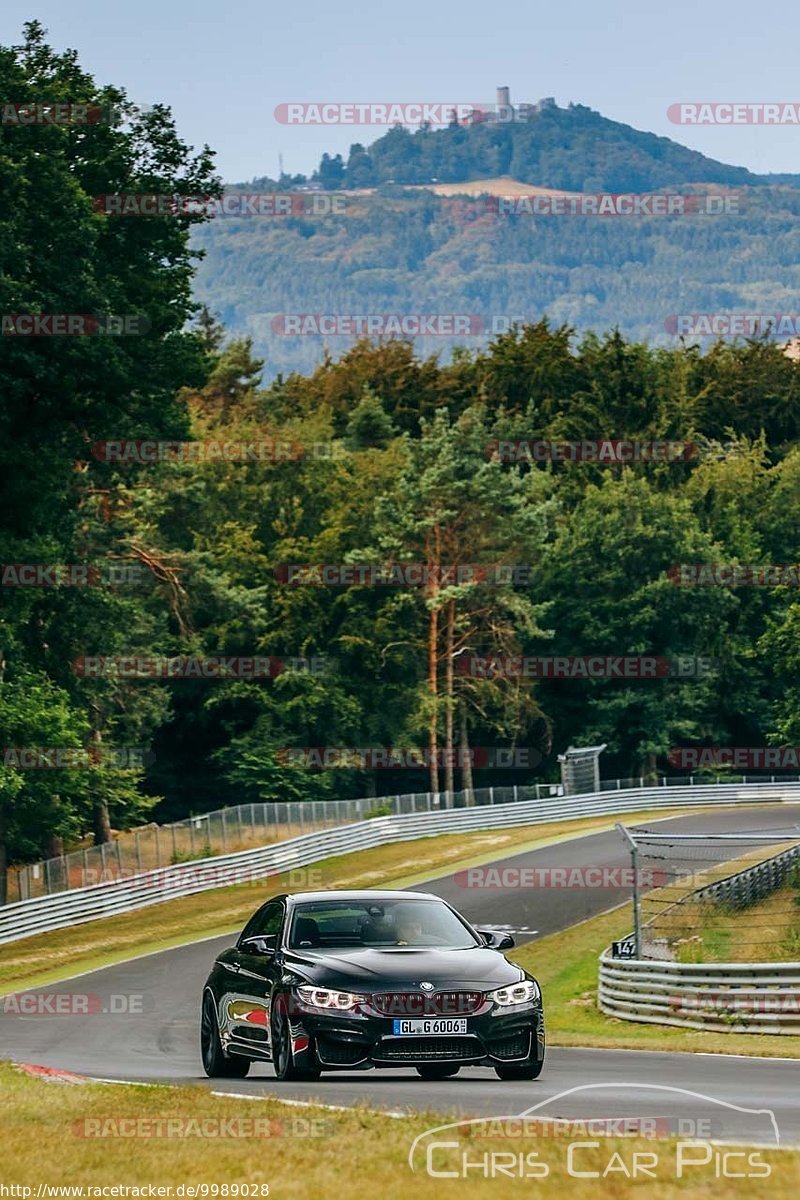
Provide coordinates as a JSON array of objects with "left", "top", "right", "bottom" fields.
[{"left": 283, "top": 945, "right": 526, "bottom": 990}]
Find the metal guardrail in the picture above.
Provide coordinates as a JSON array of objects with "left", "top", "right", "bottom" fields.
[
  {"left": 8, "top": 784, "right": 566, "bottom": 903},
  {"left": 13, "top": 772, "right": 800, "bottom": 903},
  {"left": 694, "top": 843, "right": 800, "bottom": 908},
  {"left": 598, "top": 956, "right": 800, "bottom": 1034},
  {"left": 600, "top": 839, "right": 800, "bottom": 1034},
  {"left": 2, "top": 779, "right": 799, "bottom": 946}
]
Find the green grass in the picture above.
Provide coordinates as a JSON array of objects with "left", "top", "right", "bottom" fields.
[
  {"left": 641, "top": 843, "right": 800, "bottom": 963},
  {"left": 1, "top": 1062, "right": 798, "bottom": 1198}
]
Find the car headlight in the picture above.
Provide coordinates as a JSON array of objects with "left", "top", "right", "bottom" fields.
[
  {"left": 486, "top": 980, "right": 540, "bottom": 1007},
  {"left": 296, "top": 985, "right": 366, "bottom": 1010}
]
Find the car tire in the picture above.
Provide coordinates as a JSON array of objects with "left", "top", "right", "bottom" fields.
[
  {"left": 270, "top": 994, "right": 321, "bottom": 1082},
  {"left": 415, "top": 1064, "right": 461, "bottom": 1080},
  {"left": 494, "top": 1053, "right": 544, "bottom": 1081},
  {"left": 201, "top": 992, "right": 251, "bottom": 1078}
]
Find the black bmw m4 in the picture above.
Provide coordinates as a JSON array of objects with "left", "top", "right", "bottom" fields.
[{"left": 201, "top": 889, "right": 545, "bottom": 1082}]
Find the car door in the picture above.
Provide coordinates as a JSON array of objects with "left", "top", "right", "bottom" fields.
[{"left": 221, "top": 900, "right": 286, "bottom": 1052}]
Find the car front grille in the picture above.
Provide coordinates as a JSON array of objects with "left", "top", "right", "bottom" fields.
[
  {"left": 375, "top": 1036, "right": 483, "bottom": 1061},
  {"left": 371, "top": 991, "right": 483, "bottom": 1016}
]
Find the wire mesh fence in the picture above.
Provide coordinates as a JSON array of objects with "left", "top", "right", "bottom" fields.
[
  {"left": 11, "top": 772, "right": 800, "bottom": 906},
  {"left": 614, "top": 822, "right": 800, "bottom": 962},
  {"left": 7, "top": 781, "right": 567, "bottom": 903}
]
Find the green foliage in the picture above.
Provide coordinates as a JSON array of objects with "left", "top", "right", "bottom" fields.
[{"left": 4, "top": 25, "right": 800, "bottom": 875}]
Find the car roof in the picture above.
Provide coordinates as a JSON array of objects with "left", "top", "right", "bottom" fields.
[{"left": 282, "top": 889, "right": 439, "bottom": 904}]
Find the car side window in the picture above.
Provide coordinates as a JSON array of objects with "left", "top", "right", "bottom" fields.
[{"left": 240, "top": 901, "right": 284, "bottom": 944}]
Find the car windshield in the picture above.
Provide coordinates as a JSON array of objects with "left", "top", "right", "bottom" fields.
[{"left": 287, "top": 898, "right": 481, "bottom": 950}]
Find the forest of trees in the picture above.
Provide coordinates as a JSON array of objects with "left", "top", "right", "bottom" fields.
[
  {"left": 2, "top": 25, "right": 800, "bottom": 899},
  {"left": 192, "top": 183, "right": 800, "bottom": 381}
]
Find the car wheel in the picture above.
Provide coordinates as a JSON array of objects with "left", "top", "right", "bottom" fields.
[
  {"left": 494, "top": 1053, "right": 544, "bottom": 1081},
  {"left": 270, "top": 994, "right": 321, "bottom": 1082},
  {"left": 201, "top": 992, "right": 251, "bottom": 1078},
  {"left": 415, "top": 1064, "right": 460, "bottom": 1080}
]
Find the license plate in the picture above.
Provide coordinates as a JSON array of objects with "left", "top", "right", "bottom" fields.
[{"left": 392, "top": 1018, "right": 468, "bottom": 1035}]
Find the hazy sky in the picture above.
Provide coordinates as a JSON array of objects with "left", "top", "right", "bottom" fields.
[{"left": 4, "top": 2, "right": 800, "bottom": 182}]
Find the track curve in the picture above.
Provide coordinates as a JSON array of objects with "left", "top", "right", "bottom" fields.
[{"left": 2, "top": 805, "right": 799, "bottom": 1142}]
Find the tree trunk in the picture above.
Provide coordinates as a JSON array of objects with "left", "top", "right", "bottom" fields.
[
  {"left": 90, "top": 721, "right": 112, "bottom": 844},
  {"left": 444, "top": 600, "right": 455, "bottom": 803},
  {"left": 0, "top": 652, "right": 5, "bottom": 902},
  {"left": 460, "top": 706, "right": 475, "bottom": 806},
  {"left": 0, "top": 815, "right": 7, "bottom": 906},
  {"left": 428, "top": 602, "right": 439, "bottom": 795}
]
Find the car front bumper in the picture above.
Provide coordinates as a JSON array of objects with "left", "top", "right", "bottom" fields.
[{"left": 292, "top": 1003, "right": 545, "bottom": 1070}]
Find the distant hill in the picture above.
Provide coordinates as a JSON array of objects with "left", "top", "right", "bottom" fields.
[
  {"left": 192, "top": 103, "right": 800, "bottom": 379},
  {"left": 313, "top": 102, "right": 762, "bottom": 193},
  {"left": 243, "top": 101, "right": 800, "bottom": 195}
]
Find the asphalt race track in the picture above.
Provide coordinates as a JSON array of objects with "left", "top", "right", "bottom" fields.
[{"left": 2, "top": 804, "right": 800, "bottom": 1143}]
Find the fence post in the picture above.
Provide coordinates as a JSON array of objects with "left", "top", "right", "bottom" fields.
[
  {"left": 135, "top": 830, "right": 142, "bottom": 874},
  {"left": 116, "top": 840, "right": 123, "bottom": 877},
  {"left": 221, "top": 809, "right": 228, "bottom": 851},
  {"left": 616, "top": 823, "right": 641, "bottom": 958},
  {"left": 489, "top": 787, "right": 495, "bottom": 805},
  {"left": 172, "top": 824, "right": 178, "bottom": 861},
  {"left": 155, "top": 825, "right": 161, "bottom": 868}
]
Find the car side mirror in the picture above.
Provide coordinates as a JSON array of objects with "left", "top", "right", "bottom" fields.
[
  {"left": 239, "top": 934, "right": 278, "bottom": 956},
  {"left": 478, "top": 929, "right": 515, "bottom": 951}
]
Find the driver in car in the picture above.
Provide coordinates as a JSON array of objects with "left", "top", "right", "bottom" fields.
[{"left": 395, "top": 913, "right": 424, "bottom": 945}]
